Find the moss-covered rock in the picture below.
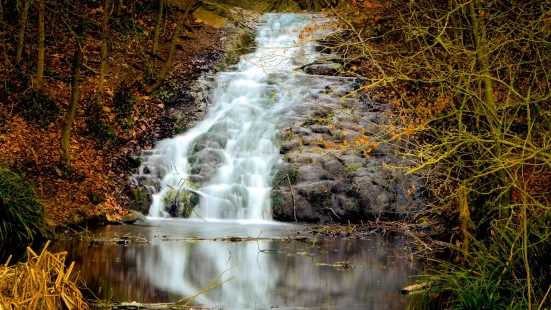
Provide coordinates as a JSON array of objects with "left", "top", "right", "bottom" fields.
[
  {"left": 162, "top": 188, "right": 197, "bottom": 218},
  {"left": 271, "top": 189, "right": 284, "bottom": 216}
]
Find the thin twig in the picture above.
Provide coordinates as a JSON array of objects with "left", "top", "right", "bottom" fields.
[{"left": 287, "top": 174, "right": 297, "bottom": 223}]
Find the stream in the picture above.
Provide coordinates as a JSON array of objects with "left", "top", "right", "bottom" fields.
[
  {"left": 53, "top": 221, "right": 422, "bottom": 309},
  {"left": 53, "top": 13, "right": 423, "bottom": 309}
]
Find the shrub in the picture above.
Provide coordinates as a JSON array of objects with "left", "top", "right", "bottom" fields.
[
  {"left": 0, "top": 165, "right": 50, "bottom": 242},
  {"left": 422, "top": 212, "right": 551, "bottom": 309},
  {"left": 18, "top": 92, "right": 59, "bottom": 128},
  {"left": 85, "top": 103, "right": 116, "bottom": 143},
  {"left": 113, "top": 86, "right": 135, "bottom": 123}
]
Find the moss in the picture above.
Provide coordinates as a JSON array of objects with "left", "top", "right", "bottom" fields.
[
  {"left": 162, "top": 188, "right": 197, "bottom": 218},
  {"left": 301, "top": 111, "right": 334, "bottom": 127},
  {"left": 288, "top": 166, "right": 299, "bottom": 184},
  {"left": 306, "top": 184, "right": 331, "bottom": 207},
  {"left": 271, "top": 189, "right": 284, "bottom": 216},
  {"left": 220, "top": 29, "right": 255, "bottom": 68}
]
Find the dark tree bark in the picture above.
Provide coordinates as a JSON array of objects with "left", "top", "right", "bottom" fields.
[
  {"left": 16, "top": 0, "right": 30, "bottom": 63},
  {"left": 35, "top": 0, "right": 45, "bottom": 91},
  {"left": 59, "top": 19, "right": 85, "bottom": 169},
  {"left": 152, "top": 0, "right": 164, "bottom": 55},
  {"left": 96, "top": 0, "right": 110, "bottom": 106},
  {"left": 146, "top": 0, "right": 194, "bottom": 94}
]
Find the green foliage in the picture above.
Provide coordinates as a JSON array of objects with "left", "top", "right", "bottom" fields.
[
  {"left": 18, "top": 92, "right": 59, "bottom": 128},
  {"left": 152, "top": 87, "right": 173, "bottom": 102},
  {"left": 220, "top": 30, "right": 255, "bottom": 68},
  {"left": 85, "top": 103, "right": 116, "bottom": 143},
  {"left": 113, "top": 86, "right": 136, "bottom": 124},
  {"left": 288, "top": 166, "right": 298, "bottom": 184},
  {"left": 422, "top": 213, "right": 551, "bottom": 309},
  {"left": 162, "top": 187, "right": 198, "bottom": 218},
  {"left": 346, "top": 165, "right": 360, "bottom": 173},
  {"left": 0, "top": 165, "right": 50, "bottom": 242},
  {"left": 271, "top": 190, "right": 283, "bottom": 215}
]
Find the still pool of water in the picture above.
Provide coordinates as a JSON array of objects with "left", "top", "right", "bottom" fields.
[{"left": 51, "top": 220, "right": 423, "bottom": 309}]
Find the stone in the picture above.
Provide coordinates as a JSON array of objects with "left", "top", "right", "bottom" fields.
[
  {"left": 303, "top": 63, "right": 341, "bottom": 76},
  {"left": 121, "top": 210, "right": 147, "bottom": 224}
]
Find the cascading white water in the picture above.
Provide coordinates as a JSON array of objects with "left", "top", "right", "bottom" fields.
[{"left": 138, "top": 14, "right": 327, "bottom": 221}]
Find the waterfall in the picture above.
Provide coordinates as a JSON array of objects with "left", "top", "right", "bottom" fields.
[{"left": 136, "top": 14, "right": 328, "bottom": 221}]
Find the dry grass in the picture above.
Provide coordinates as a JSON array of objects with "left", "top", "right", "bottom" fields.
[{"left": 0, "top": 241, "right": 89, "bottom": 310}]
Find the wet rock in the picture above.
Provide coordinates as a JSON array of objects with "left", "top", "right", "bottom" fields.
[
  {"left": 85, "top": 213, "right": 108, "bottom": 226},
  {"left": 128, "top": 185, "right": 153, "bottom": 216},
  {"left": 310, "top": 125, "right": 331, "bottom": 134},
  {"left": 272, "top": 57, "right": 423, "bottom": 223},
  {"left": 303, "top": 63, "right": 341, "bottom": 76},
  {"left": 132, "top": 210, "right": 147, "bottom": 223},
  {"left": 280, "top": 140, "right": 300, "bottom": 154},
  {"left": 121, "top": 210, "right": 147, "bottom": 224}
]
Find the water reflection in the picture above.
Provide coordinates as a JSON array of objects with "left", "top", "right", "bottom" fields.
[{"left": 53, "top": 221, "right": 422, "bottom": 309}]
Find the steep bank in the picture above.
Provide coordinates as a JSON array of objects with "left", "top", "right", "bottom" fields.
[
  {"left": 125, "top": 11, "right": 423, "bottom": 224},
  {"left": 0, "top": 1, "right": 259, "bottom": 227}
]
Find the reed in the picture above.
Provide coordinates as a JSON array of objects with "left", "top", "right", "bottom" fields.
[{"left": 0, "top": 241, "right": 90, "bottom": 310}]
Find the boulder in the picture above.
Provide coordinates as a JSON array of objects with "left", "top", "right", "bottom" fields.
[
  {"left": 121, "top": 210, "right": 147, "bottom": 224},
  {"left": 303, "top": 63, "right": 341, "bottom": 76}
]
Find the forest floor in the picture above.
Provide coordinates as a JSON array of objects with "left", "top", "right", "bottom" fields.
[{"left": 0, "top": 3, "right": 258, "bottom": 227}]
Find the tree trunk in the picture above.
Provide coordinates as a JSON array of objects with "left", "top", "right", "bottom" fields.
[
  {"left": 116, "top": 0, "right": 123, "bottom": 16},
  {"left": 152, "top": 0, "right": 164, "bottom": 55},
  {"left": 59, "top": 20, "right": 85, "bottom": 169},
  {"left": 146, "top": 0, "right": 193, "bottom": 94},
  {"left": 35, "top": 0, "right": 45, "bottom": 91},
  {"left": 0, "top": 0, "right": 8, "bottom": 92},
  {"left": 295, "top": 0, "right": 307, "bottom": 10},
  {"left": 96, "top": 0, "right": 110, "bottom": 107},
  {"left": 467, "top": 1, "right": 510, "bottom": 213},
  {"left": 16, "top": 0, "right": 30, "bottom": 63}
]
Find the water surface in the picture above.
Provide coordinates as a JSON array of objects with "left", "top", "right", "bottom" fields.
[
  {"left": 53, "top": 220, "right": 422, "bottom": 309},
  {"left": 58, "top": 13, "right": 425, "bottom": 310}
]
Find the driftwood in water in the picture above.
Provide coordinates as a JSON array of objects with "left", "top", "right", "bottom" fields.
[
  {"left": 159, "top": 235, "right": 311, "bottom": 242},
  {"left": 89, "top": 300, "right": 211, "bottom": 309}
]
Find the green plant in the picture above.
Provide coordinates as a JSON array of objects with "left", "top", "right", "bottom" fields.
[
  {"left": 221, "top": 30, "right": 255, "bottom": 67},
  {"left": 162, "top": 186, "right": 198, "bottom": 218},
  {"left": 18, "top": 92, "right": 59, "bottom": 128},
  {"left": 271, "top": 190, "right": 283, "bottom": 216},
  {"left": 346, "top": 165, "right": 360, "bottom": 173},
  {"left": 152, "top": 87, "right": 173, "bottom": 102},
  {"left": 85, "top": 103, "right": 116, "bottom": 143},
  {"left": 288, "top": 166, "right": 298, "bottom": 184},
  {"left": 0, "top": 165, "right": 50, "bottom": 242},
  {"left": 421, "top": 213, "right": 551, "bottom": 309},
  {"left": 113, "top": 86, "right": 135, "bottom": 122}
]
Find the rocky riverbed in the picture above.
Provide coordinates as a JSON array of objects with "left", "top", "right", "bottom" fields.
[
  {"left": 127, "top": 10, "right": 423, "bottom": 224},
  {"left": 271, "top": 61, "right": 423, "bottom": 223}
]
